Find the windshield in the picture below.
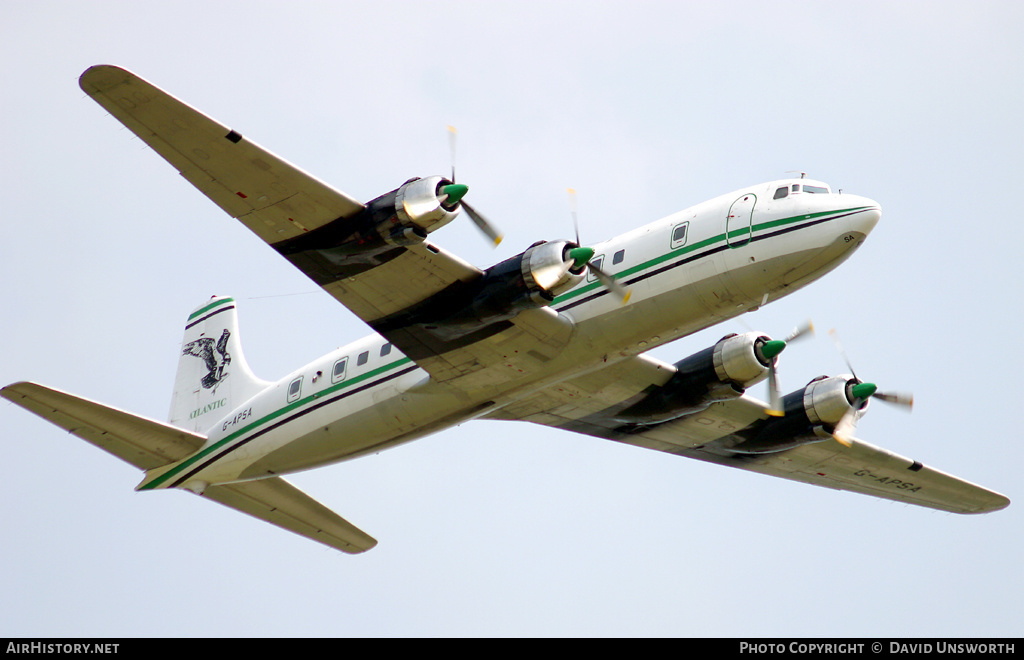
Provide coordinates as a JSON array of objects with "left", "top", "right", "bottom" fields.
[{"left": 775, "top": 182, "right": 831, "bottom": 199}]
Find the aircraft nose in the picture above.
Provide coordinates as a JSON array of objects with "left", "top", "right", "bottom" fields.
[{"left": 844, "top": 196, "right": 881, "bottom": 235}]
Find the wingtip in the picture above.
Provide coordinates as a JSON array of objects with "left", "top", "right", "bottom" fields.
[{"left": 79, "top": 64, "right": 134, "bottom": 95}]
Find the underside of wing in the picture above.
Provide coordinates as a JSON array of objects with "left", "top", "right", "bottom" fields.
[
  {"left": 203, "top": 477, "right": 377, "bottom": 554},
  {"left": 486, "top": 360, "right": 1009, "bottom": 515},
  {"left": 2, "top": 381, "right": 205, "bottom": 470},
  {"left": 685, "top": 432, "right": 1010, "bottom": 515},
  {"left": 80, "top": 65, "right": 578, "bottom": 388},
  {"left": 79, "top": 64, "right": 366, "bottom": 243}
]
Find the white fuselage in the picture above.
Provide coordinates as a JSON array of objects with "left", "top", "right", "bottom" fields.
[{"left": 141, "top": 179, "right": 880, "bottom": 491}]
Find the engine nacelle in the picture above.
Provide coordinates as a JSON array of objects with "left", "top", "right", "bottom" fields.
[
  {"left": 371, "top": 240, "right": 585, "bottom": 343},
  {"left": 721, "top": 375, "right": 866, "bottom": 455},
  {"left": 803, "top": 375, "right": 868, "bottom": 425},
  {"left": 272, "top": 175, "right": 470, "bottom": 282},
  {"left": 521, "top": 240, "right": 587, "bottom": 299},
  {"left": 455, "top": 240, "right": 585, "bottom": 322},
  {"left": 393, "top": 175, "right": 462, "bottom": 236},
  {"left": 612, "top": 332, "right": 776, "bottom": 426},
  {"left": 354, "top": 175, "right": 463, "bottom": 248},
  {"left": 712, "top": 332, "right": 774, "bottom": 387}
]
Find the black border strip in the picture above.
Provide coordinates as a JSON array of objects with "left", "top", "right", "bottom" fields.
[
  {"left": 185, "top": 305, "right": 236, "bottom": 330},
  {"left": 557, "top": 209, "right": 866, "bottom": 312},
  {"left": 168, "top": 364, "right": 419, "bottom": 488}
]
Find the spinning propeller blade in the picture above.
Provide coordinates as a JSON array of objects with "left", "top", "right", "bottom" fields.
[
  {"left": 444, "top": 126, "right": 503, "bottom": 246},
  {"left": 827, "top": 329, "right": 914, "bottom": 445},
  {"left": 566, "top": 188, "right": 631, "bottom": 304},
  {"left": 567, "top": 188, "right": 581, "bottom": 246},
  {"left": 761, "top": 321, "right": 814, "bottom": 416},
  {"left": 461, "top": 200, "right": 504, "bottom": 246},
  {"left": 447, "top": 125, "right": 458, "bottom": 183},
  {"left": 590, "top": 259, "right": 632, "bottom": 303}
]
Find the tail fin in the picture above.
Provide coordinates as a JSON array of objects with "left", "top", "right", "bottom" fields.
[{"left": 169, "top": 296, "right": 269, "bottom": 433}]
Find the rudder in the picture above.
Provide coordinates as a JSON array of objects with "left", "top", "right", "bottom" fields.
[{"left": 169, "top": 296, "right": 269, "bottom": 433}]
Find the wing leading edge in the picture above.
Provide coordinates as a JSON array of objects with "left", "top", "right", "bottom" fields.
[{"left": 2, "top": 382, "right": 376, "bottom": 553}]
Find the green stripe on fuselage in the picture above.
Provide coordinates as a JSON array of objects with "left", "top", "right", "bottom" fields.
[
  {"left": 553, "top": 207, "right": 870, "bottom": 305},
  {"left": 141, "top": 356, "right": 414, "bottom": 490}
]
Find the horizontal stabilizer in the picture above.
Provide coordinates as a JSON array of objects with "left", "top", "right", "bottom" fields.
[
  {"left": 203, "top": 478, "right": 378, "bottom": 554},
  {"left": 4, "top": 381, "right": 377, "bottom": 553},
  {"left": 2, "top": 382, "right": 205, "bottom": 470}
]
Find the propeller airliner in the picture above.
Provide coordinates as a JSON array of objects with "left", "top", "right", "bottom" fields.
[{"left": 2, "top": 65, "right": 1009, "bottom": 553}]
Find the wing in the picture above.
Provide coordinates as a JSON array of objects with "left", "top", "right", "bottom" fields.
[
  {"left": 203, "top": 478, "right": 376, "bottom": 554},
  {"left": 2, "top": 381, "right": 205, "bottom": 470},
  {"left": 78, "top": 65, "right": 366, "bottom": 241},
  {"left": 80, "top": 65, "right": 573, "bottom": 388},
  {"left": 485, "top": 363, "right": 1010, "bottom": 515},
  {"left": 2, "top": 382, "right": 375, "bottom": 553}
]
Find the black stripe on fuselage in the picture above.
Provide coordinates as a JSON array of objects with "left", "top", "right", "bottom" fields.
[
  {"left": 167, "top": 364, "right": 420, "bottom": 488},
  {"left": 557, "top": 209, "right": 864, "bottom": 312}
]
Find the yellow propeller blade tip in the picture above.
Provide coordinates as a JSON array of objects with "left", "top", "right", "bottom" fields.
[
  {"left": 493, "top": 235, "right": 504, "bottom": 247},
  {"left": 621, "top": 290, "right": 632, "bottom": 305},
  {"left": 833, "top": 434, "right": 852, "bottom": 447},
  {"left": 765, "top": 409, "right": 785, "bottom": 417}
]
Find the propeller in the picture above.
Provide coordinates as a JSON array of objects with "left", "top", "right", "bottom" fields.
[
  {"left": 566, "top": 188, "right": 632, "bottom": 304},
  {"left": 461, "top": 198, "right": 504, "bottom": 247},
  {"left": 762, "top": 320, "right": 815, "bottom": 416},
  {"left": 443, "top": 126, "right": 504, "bottom": 247},
  {"left": 828, "top": 328, "right": 914, "bottom": 446}
]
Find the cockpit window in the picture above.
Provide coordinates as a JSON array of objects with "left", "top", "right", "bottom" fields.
[
  {"left": 773, "top": 187, "right": 789, "bottom": 200},
  {"left": 789, "top": 183, "right": 831, "bottom": 195}
]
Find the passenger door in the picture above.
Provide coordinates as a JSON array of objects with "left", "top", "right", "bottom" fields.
[{"left": 726, "top": 194, "right": 756, "bottom": 248}]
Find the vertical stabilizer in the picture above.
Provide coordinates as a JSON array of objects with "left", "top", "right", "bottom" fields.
[{"left": 169, "top": 297, "right": 269, "bottom": 433}]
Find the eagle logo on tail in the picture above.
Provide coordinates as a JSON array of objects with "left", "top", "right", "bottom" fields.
[{"left": 182, "top": 329, "right": 232, "bottom": 391}]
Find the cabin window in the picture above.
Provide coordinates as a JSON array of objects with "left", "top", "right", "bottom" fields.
[
  {"left": 586, "top": 256, "right": 604, "bottom": 282},
  {"left": 380, "top": 343, "right": 392, "bottom": 357},
  {"left": 357, "top": 351, "right": 369, "bottom": 367},
  {"left": 287, "top": 376, "right": 303, "bottom": 403},
  {"left": 331, "top": 357, "right": 348, "bottom": 383},
  {"left": 773, "top": 186, "right": 789, "bottom": 200},
  {"left": 612, "top": 249, "right": 625, "bottom": 265},
  {"left": 671, "top": 222, "right": 689, "bottom": 249}
]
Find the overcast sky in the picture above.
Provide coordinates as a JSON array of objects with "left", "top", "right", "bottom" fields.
[{"left": 2, "top": 0, "right": 1022, "bottom": 637}]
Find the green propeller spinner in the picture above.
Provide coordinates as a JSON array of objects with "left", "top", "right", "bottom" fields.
[
  {"left": 568, "top": 246, "right": 595, "bottom": 270},
  {"left": 441, "top": 183, "right": 469, "bottom": 205},
  {"left": 850, "top": 382, "right": 878, "bottom": 400}
]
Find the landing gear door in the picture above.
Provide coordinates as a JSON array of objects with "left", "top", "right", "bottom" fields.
[{"left": 726, "top": 194, "right": 756, "bottom": 248}]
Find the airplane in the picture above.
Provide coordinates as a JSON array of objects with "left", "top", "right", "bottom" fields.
[{"left": 2, "top": 65, "right": 1009, "bottom": 554}]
